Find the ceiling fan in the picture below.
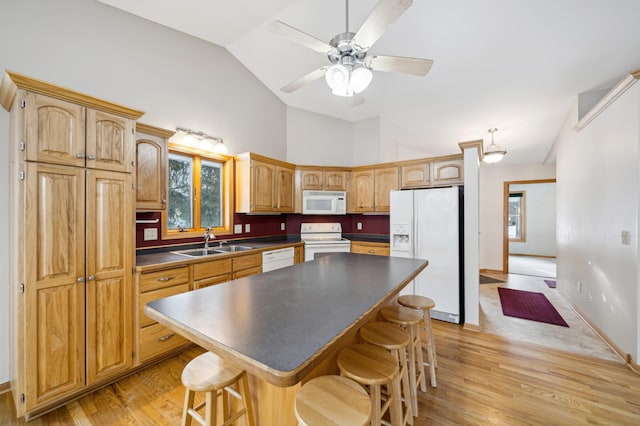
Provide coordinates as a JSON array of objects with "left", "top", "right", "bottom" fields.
[{"left": 270, "top": 0, "right": 433, "bottom": 97}]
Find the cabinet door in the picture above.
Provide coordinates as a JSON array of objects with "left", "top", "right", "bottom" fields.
[
  {"left": 24, "top": 163, "right": 86, "bottom": 408},
  {"left": 25, "top": 92, "right": 86, "bottom": 167},
  {"left": 136, "top": 136, "right": 167, "bottom": 210},
  {"left": 251, "top": 160, "right": 275, "bottom": 212},
  {"left": 324, "top": 170, "right": 347, "bottom": 191},
  {"left": 85, "top": 170, "right": 134, "bottom": 384},
  {"left": 294, "top": 246, "right": 304, "bottom": 264},
  {"left": 401, "top": 163, "right": 430, "bottom": 188},
  {"left": 431, "top": 159, "right": 464, "bottom": 186},
  {"left": 86, "top": 109, "right": 134, "bottom": 173},
  {"left": 274, "top": 166, "right": 295, "bottom": 212},
  {"left": 300, "top": 170, "right": 324, "bottom": 190},
  {"left": 351, "top": 170, "right": 375, "bottom": 212},
  {"left": 374, "top": 167, "right": 399, "bottom": 212}
]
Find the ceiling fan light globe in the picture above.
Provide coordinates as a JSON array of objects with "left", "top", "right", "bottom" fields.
[
  {"left": 351, "top": 67, "right": 372, "bottom": 93},
  {"left": 332, "top": 86, "right": 353, "bottom": 97},
  {"left": 325, "top": 64, "right": 349, "bottom": 91}
]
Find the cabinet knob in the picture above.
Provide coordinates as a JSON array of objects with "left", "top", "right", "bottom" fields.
[
  {"left": 88, "top": 275, "right": 95, "bottom": 281},
  {"left": 77, "top": 276, "right": 85, "bottom": 282},
  {"left": 87, "top": 154, "right": 96, "bottom": 160},
  {"left": 76, "top": 153, "right": 85, "bottom": 159}
]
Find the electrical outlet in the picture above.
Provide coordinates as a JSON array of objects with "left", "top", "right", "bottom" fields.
[
  {"left": 281, "top": 222, "right": 285, "bottom": 231},
  {"left": 143, "top": 228, "right": 158, "bottom": 241},
  {"left": 357, "top": 222, "right": 362, "bottom": 231},
  {"left": 234, "top": 224, "right": 242, "bottom": 234},
  {"left": 245, "top": 223, "right": 251, "bottom": 233}
]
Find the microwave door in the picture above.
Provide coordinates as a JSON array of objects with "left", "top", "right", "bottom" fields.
[{"left": 305, "top": 197, "right": 335, "bottom": 214}]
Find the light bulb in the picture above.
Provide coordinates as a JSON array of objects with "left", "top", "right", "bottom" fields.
[
  {"left": 351, "top": 67, "right": 372, "bottom": 93},
  {"left": 325, "top": 64, "right": 349, "bottom": 92}
]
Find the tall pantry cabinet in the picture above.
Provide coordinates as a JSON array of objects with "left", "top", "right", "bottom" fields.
[{"left": 1, "top": 71, "right": 144, "bottom": 418}]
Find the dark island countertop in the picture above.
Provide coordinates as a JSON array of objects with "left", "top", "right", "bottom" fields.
[{"left": 145, "top": 252, "right": 428, "bottom": 387}]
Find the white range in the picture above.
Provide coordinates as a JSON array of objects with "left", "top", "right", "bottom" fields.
[{"left": 300, "top": 222, "right": 351, "bottom": 262}]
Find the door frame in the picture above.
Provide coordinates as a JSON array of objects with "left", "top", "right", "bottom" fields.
[{"left": 502, "top": 178, "right": 556, "bottom": 273}]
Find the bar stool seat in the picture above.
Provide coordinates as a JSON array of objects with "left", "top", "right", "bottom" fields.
[
  {"left": 379, "top": 306, "right": 427, "bottom": 417},
  {"left": 338, "top": 344, "right": 403, "bottom": 426},
  {"left": 295, "top": 375, "right": 371, "bottom": 426},
  {"left": 360, "top": 322, "right": 414, "bottom": 425},
  {"left": 397, "top": 295, "right": 438, "bottom": 387},
  {"left": 181, "top": 351, "right": 255, "bottom": 426}
]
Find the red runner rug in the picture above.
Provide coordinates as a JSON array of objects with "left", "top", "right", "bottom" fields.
[{"left": 497, "top": 287, "right": 569, "bottom": 327}]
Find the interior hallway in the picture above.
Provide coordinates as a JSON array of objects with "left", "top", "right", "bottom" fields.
[
  {"left": 508, "top": 254, "right": 556, "bottom": 278},
  {"left": 479, "top": 270, "right": 620, "bottom": 362}
]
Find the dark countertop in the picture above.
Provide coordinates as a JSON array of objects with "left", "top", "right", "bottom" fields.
[
  {"left": 345, "top": 233, "right": 390, "bottom": 243},
  {"left": 135, "top": 239, "right": 303, "bottom": 271},
  {"left": 144, "top": 252, "right": 428, "bottom": 386}
]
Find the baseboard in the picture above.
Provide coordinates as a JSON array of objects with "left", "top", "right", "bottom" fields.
[
  {"left": 564, "top": 299, "right": 635, "bottom": 370},
  {"left": 509, "top": 254, "right": 556, "bottom": 259},
  {"left": 0, "top": 381, "right": 10, "bottom": 395},
  {"left": 463, "top": 322, "right": 481, "bottom": 332},
  {"left": 480, "top": 268, "right": 503, "bottom": 274}
]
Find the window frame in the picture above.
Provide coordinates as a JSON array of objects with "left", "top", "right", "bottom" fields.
[
  {"left": 161, "top": 142, "right": 234, "bottom": 240},
  {"left": 508, "top": 191, "right": 526, "bottom": 242}
]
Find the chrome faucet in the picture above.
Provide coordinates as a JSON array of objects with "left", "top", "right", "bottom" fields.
[{"left": 204, "top": 227, "right": 214, "bottom": 249}]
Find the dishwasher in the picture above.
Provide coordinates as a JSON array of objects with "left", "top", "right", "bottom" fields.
[{"left": 262, "top": 247, "right": 295, "bottom": 272}]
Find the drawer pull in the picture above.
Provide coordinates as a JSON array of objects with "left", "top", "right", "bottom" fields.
[
  {"left": 157, "top": 276, "right": 176, "bottom": 282},
  {"left": 157, "top": 333, "right": 175, "bottom": 342},
  {"left": 368, "top": 250, "right": 376, "bottom": 253}
]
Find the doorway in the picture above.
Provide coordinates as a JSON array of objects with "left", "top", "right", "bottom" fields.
[{"left": 502, "top": 179, "right": 556, "bottom": 277}]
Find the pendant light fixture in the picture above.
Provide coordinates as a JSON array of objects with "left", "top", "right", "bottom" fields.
[{"left": 483, "top": 128, "right": 507, "bottom": 163}]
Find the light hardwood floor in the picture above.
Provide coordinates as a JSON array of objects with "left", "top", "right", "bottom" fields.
[{"left": 2, "top": 320, "right": 639, "bottom": 425}]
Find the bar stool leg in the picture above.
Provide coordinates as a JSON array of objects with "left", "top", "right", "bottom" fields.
[
  {"left": 182, "top": 389, "right": 195, "bottom": 426},
  {"left": 240, "top": 373, "right": 256, "bottom": 426},
  {"left": 423, "top": 312, "right": 437, "bottom": 387},
  {"left": 205, "top": 390, "right": 216, "bottom": 426},
  {"left": 370, "top": 385, "right": 382, "bottom": 426},
  {"left": 389, "top": 372, "right": 403, "bottom": 426},
  {"left": 395, "top": 348, "right": 413, "bottom": 425}
]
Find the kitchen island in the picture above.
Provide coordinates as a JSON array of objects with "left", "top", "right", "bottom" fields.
[{"left": 145, "top": 252, "right": 428, "bottom": 425}]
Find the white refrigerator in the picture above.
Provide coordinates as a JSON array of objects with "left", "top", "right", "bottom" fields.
[{"left": 390, "top": 186, "right": 464, "bottom": 324}]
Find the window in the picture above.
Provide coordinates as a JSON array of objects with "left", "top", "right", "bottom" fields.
[
  {"left": 163, "top": 144, "right": 233, "bottom": 238},
  {"left": 508, "top": 192, "right": 526, "bottom": 242}
]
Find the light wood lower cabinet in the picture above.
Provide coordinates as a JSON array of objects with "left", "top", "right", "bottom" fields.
[
  {"left": 232, "top": 253, "right": 262, "bottom": 279},
  {"left": 136, "top": 265, "right": 192, "bottom": 364},
  {"left": 351, "top": 241, "right": 390, "bottom": 256},
  {"left": 193, "top": 258, "right": 232, "bottom": 289},
  {"left": 294, "top": 246, "right": 304, "bottom": 264}
]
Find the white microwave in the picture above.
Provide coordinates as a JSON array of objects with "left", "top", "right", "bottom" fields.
[{"left": 302, "top": 190, "right": 347, "bottom": 215}]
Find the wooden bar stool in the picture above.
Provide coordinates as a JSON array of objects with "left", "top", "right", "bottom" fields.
[
  {"left": 295, "top": 375, "right": 371, "bottom": 426},
  {"left": 397, "top": 295, "right": 438, "bottom": 387},
  {"left": 181, "top": 352, "right": 255, "bottom": 426},
  {"left": 360, "top": 322, "right": 414, "bottom": 425},
  {"left": 337, "top": 344, "right": 403, "bottom": 426},
  {"left": 379, "top": 306, "right": 427, "bottom": 416}
]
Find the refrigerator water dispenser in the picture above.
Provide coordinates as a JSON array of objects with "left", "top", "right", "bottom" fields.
[{"left": 391, "top": 224, "right": 411, "bottom": 252}]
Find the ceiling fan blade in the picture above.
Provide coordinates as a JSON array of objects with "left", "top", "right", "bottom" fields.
[
  {"left": 281, "top": 66, "right": 329, "bottom": 93},
  {"left": 368, "top": 55, "right": 433, "bottom": 76},
  {"left": 269, "top": 20, "right": 333, "bottom": 53},
  {"left": 353, "top": 0, "right": 413, "bottom": 50}
]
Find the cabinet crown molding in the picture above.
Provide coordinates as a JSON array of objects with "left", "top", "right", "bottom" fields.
[{"left": 0, "top": 70, "right": 144, "bottom": 119}]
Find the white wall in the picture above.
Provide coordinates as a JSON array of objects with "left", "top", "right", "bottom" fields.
[
  {"left": 0, "top": 0, "right": 290, "bottom": 384},
  {"left": 509, "top": 182, "right": 556, "bottom": 256},
  {"left": 555, "top": 85, "right": 639, "bottom": 362},
  {"left": 479, "top": 164, "right": 556, "bottom": 271},
  {"left": 286, "top": 106, "right": 353, "bottom": 166},
  {"left": 353, "top": 117, "right": 381, "bottom": 166}
]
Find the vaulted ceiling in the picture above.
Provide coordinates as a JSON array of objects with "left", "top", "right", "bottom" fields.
[{"left": 97, "top": 0, "right": 640, "bottom": 165}]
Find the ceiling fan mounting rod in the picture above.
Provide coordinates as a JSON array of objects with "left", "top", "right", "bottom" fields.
[{"left": 345, "top": 0, "right": 350, "bottom": 33}]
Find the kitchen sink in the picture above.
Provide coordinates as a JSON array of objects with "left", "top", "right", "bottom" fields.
[
  {"left": 213, "top": 245, "right": 253, "bottom": 252},
  {"left": 172, "top": 245, "right": 254, "bottom": 257}
]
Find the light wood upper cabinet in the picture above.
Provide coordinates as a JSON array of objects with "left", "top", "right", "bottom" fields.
[
  {"left": 349, "top": 166, "right": 398, "bottom": 213},
  {"left": 25, "top": 92, "right": 86, "bottom": 167},
  {"left": 236, "top": 153, "right": 296, "bottom": 213},
  {"left": 24, "top": 92, "right": 135, "bottom": 173},
  {"left": 431, "top": 158, "right": 464, "bottom": 186},
  {"left": 350, "top": 169, "right": 375, "bottom": 212},
  {"left": 135, "top": 124, "right": 173, "bottom": 210},
  {"left": 299, "top": 168, "right": 347, "bottom": 191},
  {"left": 374, "top": 166, "right": 399, "bottom": 212},
  {"left": 401, "top": 162, "right": 430, "bottom": 188},
  {"left": 274, "top": 166, "right": 295, "bottom": 212}
]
